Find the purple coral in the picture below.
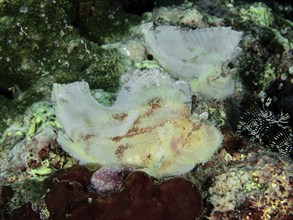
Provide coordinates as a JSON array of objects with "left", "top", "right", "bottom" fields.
[{"left": 90, "top": 166, "right": 135, "bottom": 195}]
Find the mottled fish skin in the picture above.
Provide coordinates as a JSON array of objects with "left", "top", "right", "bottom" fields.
[
  {"left": 52, "top": 69, "right": 223, "bottom": 177},
  {"left": 141, "top": 23, "right": 243, "bottom": 100}
]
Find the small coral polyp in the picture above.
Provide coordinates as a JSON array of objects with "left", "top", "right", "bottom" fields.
[{"left": 52, "top": 69, "right": 222, "bottom": 178}]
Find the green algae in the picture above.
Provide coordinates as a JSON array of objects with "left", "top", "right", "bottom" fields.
[
  {"left": 0, "top": 102, "right": 59, "bottom": 143},
  {"left": 0, "top": 0, "right": 131, "bottom": 134},
  {"left": 239, "top": 3, "right": 274, "bottom": 27},
  {"left": 75, "top": 0, "right": 142, "bottom": 44},
  {"left": 3, "top": 178, "right": 49, "bottom": 219}
]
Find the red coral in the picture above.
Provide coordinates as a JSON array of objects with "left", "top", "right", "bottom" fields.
[
  {"left": 44, "top": 165, "right": 93, "bottom": 189},
  {"left": 44, "top": 168, "right": 202, "bottom": 220},
  {"left": 8, "top": 203, "right": 40, "bottom": 220}
]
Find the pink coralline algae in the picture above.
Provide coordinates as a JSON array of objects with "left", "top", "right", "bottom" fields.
[
  {"left": 90, "top": 166, "right": 135, "bottom": 194},
  {"left": 207, "top": 147, "right": 293, "bottom": 220}
]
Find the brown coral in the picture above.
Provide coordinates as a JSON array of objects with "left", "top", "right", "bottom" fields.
[{"left": 44, "top": 168, "right": 202, "bottom": 220}]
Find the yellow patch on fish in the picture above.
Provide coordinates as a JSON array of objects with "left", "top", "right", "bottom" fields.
[{"left": 52, "top": 69, "right": 222, "bottom": 177}]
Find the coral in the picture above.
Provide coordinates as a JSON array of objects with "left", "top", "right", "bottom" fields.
[
  {"left": 119, "top": 40, "right": 148, "bottom": 63},
  {"left": 195, "top": 0, "right": 229, "bottom": 18},
  {"left": 1, "top": 127, "right": 54, "bottom": 183},
  {"left": 52, "top": 69, "right": 223, "bottom": 177},
  {"left": 1, "top": 1, "right": 292, "bottom": 219},
  {"left": 234, "top": 2, "right": 292, "bottom": 52},
  {"left": 0, "top": 102, "right": 78, "bottom": 184},
  {"left": 6, "top": 203, "right": 40, "bottom": 220},
  {"left": 44, "top": 165, "right": 93, "bottom": 190},
  {"left": 90, "top": 166, "right": 135, "bottom": 195},
  {"left": 91, "top": 88, "right": 116, "bottom": 107},
  {"left": 239, "top": 3, "right": 274, "bottom": 28},
  {"left": 0, "top": 119, "right": 77, "bottom": 217},
  {"left": 1, "top": 184, "right": 43, "bottom": 219},
  {"left": 207, "top": 148, "right": 293, "bottom": 220},
  {"left": 8, "top": 180, "right": 48, "bottom": 218},
  {"left": 43, "top": 165, "right": 96, "bottom": 220},
  {"left": 141, "top": 23, "right": 243, "bottom": 99},
  {"left": 153, "top": 7, "right": 183, "bottom": 25},
  {"left": 0, "top": 0, "right": 129, "bottom": 134},
  {"left": 180, "top": 8, "right": 205, "bottom": 27},
  {"left": 44, "top": 169, "right": 202, "bottom": 219},
  {"left": 153, "top": 6, "right": 205, "bottom": 27},
  {"left": 73, "top": 0, "right": 142, "bottom": 44},
  {"left": 0, "top": 186, "right": 14, "bottom": 215},
  {"left": 0, "top": 104, "right": 79, "bottom": 218},
  {"left": 0, "top": 101, "right": 60, "bottom": 141},
  {"left": 209, "top": 169, "right": 251, "bottom": 212}
]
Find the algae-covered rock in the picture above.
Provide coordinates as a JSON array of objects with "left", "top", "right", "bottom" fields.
[
  {"left": 0, "top": 0, "right": 129, "bottom": 134},
  {"left": 239, "top": 2, "right": 274, "bottom": 27},
  {"left": 73, "top": 0, "right": 143, "bottom": 44},
  {"left": 208, "top": 149, "right": 293, "bottom": 219}
]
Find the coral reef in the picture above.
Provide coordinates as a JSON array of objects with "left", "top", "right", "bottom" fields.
[
  {"left": 5, "top": 203, "right": 40, "bottom": 220},
  {"left": 153, "top": 6, "right": 205, "bottom": 27},
  {"left": 52, "top": 68, "right": 222, "bottom": 177},
  {"left": 0, "top": 102, "right": 59, "bottom": 145},
  {"left": 73, "top": 0, "right": 142, "bottom": 44},
  {"left": 207, "top": 148, "right": 293, "bottom": 220},
  {"left": 43, "top": 168, "right": 202, "bottom": 220},
  {"left": 239, "top": 2, "right": 274, "bottom": 27},
  {"left": 0, "top": 0, "right": 128, "bottom": 134},
  {"left": 1, "top": 0, "right": 292, "bottom": 219},
  {"left": 0, "top": 102, "right": 77, "bottom": 184}
]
